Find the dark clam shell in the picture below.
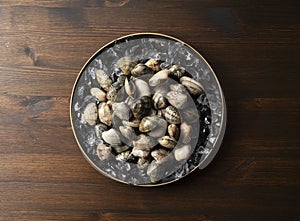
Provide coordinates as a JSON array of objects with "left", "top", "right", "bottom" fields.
[{"left": 130, "top": 96, "right": 152, "bottom": 120}]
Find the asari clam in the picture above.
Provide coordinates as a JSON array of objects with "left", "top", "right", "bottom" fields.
[
  {"left": 134, "top": 78, "right": 151, "bottom": 97},
  {"left": 149, "top": 69, "right": 170, "bottom": 87},
  {"left": 90, "top": 87, "right": 107, "bottom": 102},
  {"left": 83, "top": 103, "right": 97, "bottom": 126},
  {"left": 174, "top": 144, "right": 192, "bottom": 161},
  {"left": 166, "top": 90, "right": 188, "bottom": 109},
  {"left": 145, "top": 58, "right": 161, "bottom": 72},
  {"left": 98, "top": 102, "right": 112, "bottom": 126},
  {"left": 117, "top": 57, "right": 137, "bottom": 75},
  {"left": 130, "top": 96, "right": 152, "bottom": 120},
  {"left": 96, "top": 143, "right": 111, "bottom": 161},
  {"left": 158, "top": 136, "right": 177, "bottom": 149},
  {"left": 180, "top": 76, "right": 204, "bottom": 97},
  {"left": 96, "top": 69, "right": 112, "bottom": 92},
  {"left": 112, "top": 102, "right": 132, "bottom": 121},
  {"left": 102, "top": 128, "right": 122, "bottom": 147},
  {"left": 122, "top": 119, "right": 140, "bottom": 128},
  {"left": 132, "top": 135, "right": 154, "bottom": 158},
  {"left": 151, "top": 149, "right": 169, "bottom": 163},
  {"left": 168, "top": 124, "right": 180, "bottom": 140},
  {"left": 179, "top": 122, "right": 192, "bottom": 144},
  {"left": 137, "top": 157, "right": 150, "bottom": 169},
  {"left": 131, "top": 63, "right": 154, "bottom": 77},
  {"left": 124, "top": 77, "right": 136, "bottom": 97},
  {"left": 169, "top": 64, "right": 186, "bottom": 79},
  {"left": 164, "top": 106, "right": 181, "bottom": 124},
  {"left": 107, "top": 81, "right": 124, "bottom": 101},
  {"left": 139, "top": 115, "right": 168, "bottom": 138},
  {"left": 119, "top": 125, "right": 138, "bottom": 141},
  {"left": 153, "top": 90, "right": 168, "bottom": 110}
]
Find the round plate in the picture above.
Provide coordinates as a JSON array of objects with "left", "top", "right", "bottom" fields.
[{"left": 70, "top": 33, "right": 226, "bottom": 186}]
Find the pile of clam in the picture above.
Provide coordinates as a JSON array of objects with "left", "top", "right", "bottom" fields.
[{"left": 83, "top": 57, "right": 204, "bottom": 182}]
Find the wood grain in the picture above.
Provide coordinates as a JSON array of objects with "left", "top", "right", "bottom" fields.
[{"left": 0, "top": 0, "right": 299, "bottom": 220}]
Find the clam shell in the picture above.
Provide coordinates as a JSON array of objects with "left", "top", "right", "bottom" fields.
[
  {"left": 169, "top": 64, "right": 186, "bottom": 79},
  {"left": 130, "top": 96, "right": 152, "bottom": 120},
  {"left": 106, "top": 81, "right": 123, "bottom": 101},
  {"left": 132, "top": 135, "right": 154, "bottom": 158},
  {"left": 112, "top": 102, "right": 132, "bottom": 121},
  {"left": 137, "top": 157, "right": 151, "bottom": 170},
  {"left": 124, "top": 77, "right": 136, "bottom": 97},
  {"left": 174, "top": 145, "right": 192, "bottom": 161},
  {"left": 135, "top": 78, "right": 151, "bottom": 97},
  {"left": 106, "top": 86, "right": 117, "bottom": 101},
  {"left": 145, "top": 58, "right": 161, "bottom": 72},
  {"left": 117, "top": 57, "right": 137, "bottom": 75},
  {"left": 133, "top": 135, "right": 154, "bottom": 150},
  {"left": 168, "top": 124, "right": 180, "bottom": 140},
  {"left": 119, "top": 125, "right": 138, "bottom": 141},
  {"left": 158, "top": 136, "right": 177, "bottom": 149},
  {"left": 139, "top": 116, "right": 159, "bottom": 132},
  {"left": 164, "top": 106, "right": 181, "bottom": 124},
  {"left": 83, "top": 103, "right": 97, "bottom": 126},
  {"left": 149, "top": 131, "right": 167, "bottom": 141},
  {"left": 122, "top": 119, "right": 140, "bottom": 128},
  {"left": 102, "top": 128, "right": 122, "bottom": 146},
  {"left": 96, "top": 69, "right": 112, "bottom": 92},
  {"left": 180, "top": 122, "right": 192, "bottom": 144},
  {"left": 98, "top": 102, "right": 112, "bottom": 126},
  {"left": 148, "top": 116, "right": 168, "bottom": 137},
  {"left": 139, "top": 116, "right": 167, "bottom": 138},
  {"left": 180, "top": 76, "right": 204, "bottom": 97},
  {"left": 166, "top": 91, "right": 188, "bottom": 109},
  {"left": 131, "top": 148, "right": 149, "bottom": 158},
  {"left": 90, "top": 87, "right": 107, "bottom": 102},
  {"left": 151, "top": 149, "right": 169, "bottom": 164},
  {"left": 131, "top": 64, "right": 154, "bottom": 77},
  {"left": 153, "top": 90, "right": 168, "bottom": 110},
  {"left": 149, "top": 69, "right": 170, "bottom": 87},
  {"left": 147, "top": 117, "right": 168, "bottom": 138},
  {"left": 96, "top": 143, "right": 111, "bottom": 161}
]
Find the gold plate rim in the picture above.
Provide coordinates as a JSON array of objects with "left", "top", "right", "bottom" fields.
[{"left": 69, "top": 32, "right": 226, "bottom": 187}]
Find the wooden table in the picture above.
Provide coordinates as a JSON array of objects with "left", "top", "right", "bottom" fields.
[{"left": 0, "top": 0, "right": 299, "bottom": 220}]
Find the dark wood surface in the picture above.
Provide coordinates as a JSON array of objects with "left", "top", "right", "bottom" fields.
[{"left": 0, "top": 0, "right": 299, "bottom": 220}]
